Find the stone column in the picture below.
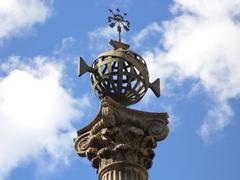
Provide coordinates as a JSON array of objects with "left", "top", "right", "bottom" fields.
[{"left": 74, "top": 97, "right": 169, "bottom": 180}]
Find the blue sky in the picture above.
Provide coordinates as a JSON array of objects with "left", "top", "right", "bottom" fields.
[{"left": 0, "top": 0, "right": 240, "bottom": 180}]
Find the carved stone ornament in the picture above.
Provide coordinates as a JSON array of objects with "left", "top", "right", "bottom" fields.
[{"left": 74, "top": 96, "right": 169, "bottom": 180}]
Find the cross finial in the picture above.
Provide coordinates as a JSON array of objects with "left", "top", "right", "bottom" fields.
[{"left": 108, "top": 8, "right": 130, "bottom": 42}]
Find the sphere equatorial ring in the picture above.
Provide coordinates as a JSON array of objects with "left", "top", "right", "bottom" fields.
[{"left": 90, "top": 49, "right": 149, "bottom": 105}]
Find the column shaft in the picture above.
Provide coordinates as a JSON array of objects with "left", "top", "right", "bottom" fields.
[{"left": 99, "top": 162, "right": 147, "bottom": 180}]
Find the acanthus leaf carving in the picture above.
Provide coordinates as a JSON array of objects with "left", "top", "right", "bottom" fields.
[{"left": 74, "top": 96, "right": 169, "bottom": 172}]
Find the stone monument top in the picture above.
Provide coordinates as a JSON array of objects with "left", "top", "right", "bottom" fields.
[{"left": 74, "top": 9, "right": 169, "bottom": 180}]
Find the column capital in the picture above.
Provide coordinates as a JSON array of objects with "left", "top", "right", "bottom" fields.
[{"left": 74, "top": 96, "right": 169, "bottom": 179}]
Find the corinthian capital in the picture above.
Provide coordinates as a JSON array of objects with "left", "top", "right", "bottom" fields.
[{"left": 74, "top": 96, "right": 169, "bottom": 179}]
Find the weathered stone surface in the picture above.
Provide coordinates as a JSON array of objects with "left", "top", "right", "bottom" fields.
[{"left": 74, "top": 96, "right": 169, "bottom": 180}]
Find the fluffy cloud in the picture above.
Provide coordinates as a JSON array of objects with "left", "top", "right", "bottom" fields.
[
  {"left": 0, "top": 0, "right": 52, "bottom": 42},
  {"left": 0, "top": 56, "right": 89, "bottom": 180},
  {"left": 134, "top": 0, "right": 240, "bottom": 141},
  {"left": 88, "top": 26, "right": 118, "bottom": 54},
  {"left": 54, "top": 36, "right": 76, "bottom": 55},
  {"left": 132, "top": 22, "right": 162, "bottom": 48}
]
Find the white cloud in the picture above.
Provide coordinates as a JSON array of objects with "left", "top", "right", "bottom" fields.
[
  {"left": 134, "top": 0, "right": 240, "bottom": 141},
  {"left": 132, "top": 22, "right": 162, "bottom": 48},
  {"left": 88, "top": 26, "right": 118, "bottom": 53},
  {"left": 0, "top": 0, "right": 52, "bottom": 43},
  {"left": 54, "top": 36, "right": 76, "bottom": 55},
  {"left": 88, "top": 25, "right": 129, "bottom": 56},
  {"left": 88, "top": 26, "right": 117, "bottom": 41},
  {"left": 95, "top": 0, "right": 132, "bottom": 9},
  {"left": 0, "top": 56, "right": 90, "bottom": 180},
  {"left": 198, "top": 101, "right": 233, "bottom": 142}
]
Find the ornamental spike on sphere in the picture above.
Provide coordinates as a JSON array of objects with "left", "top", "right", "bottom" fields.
[{"left": 78, "top": 9, "right": 160, "bottom": 106}]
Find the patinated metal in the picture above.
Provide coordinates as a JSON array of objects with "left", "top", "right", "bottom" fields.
[
  {"left": 79, "top": 40, "right": 160, "bottom": 106},
  {"left": 78, "top": 9, "right": 160, "bottom": 106},
  {"left": 108, "top": 8, "right": 130, "bottom": 42}
]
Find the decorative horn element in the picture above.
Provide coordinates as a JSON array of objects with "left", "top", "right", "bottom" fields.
[
  {"left": 78, "top": 57, "right": 96, "bottom": 77},
  {"left": 149, "top": 78, "right": 160, "bottom": 97}
]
